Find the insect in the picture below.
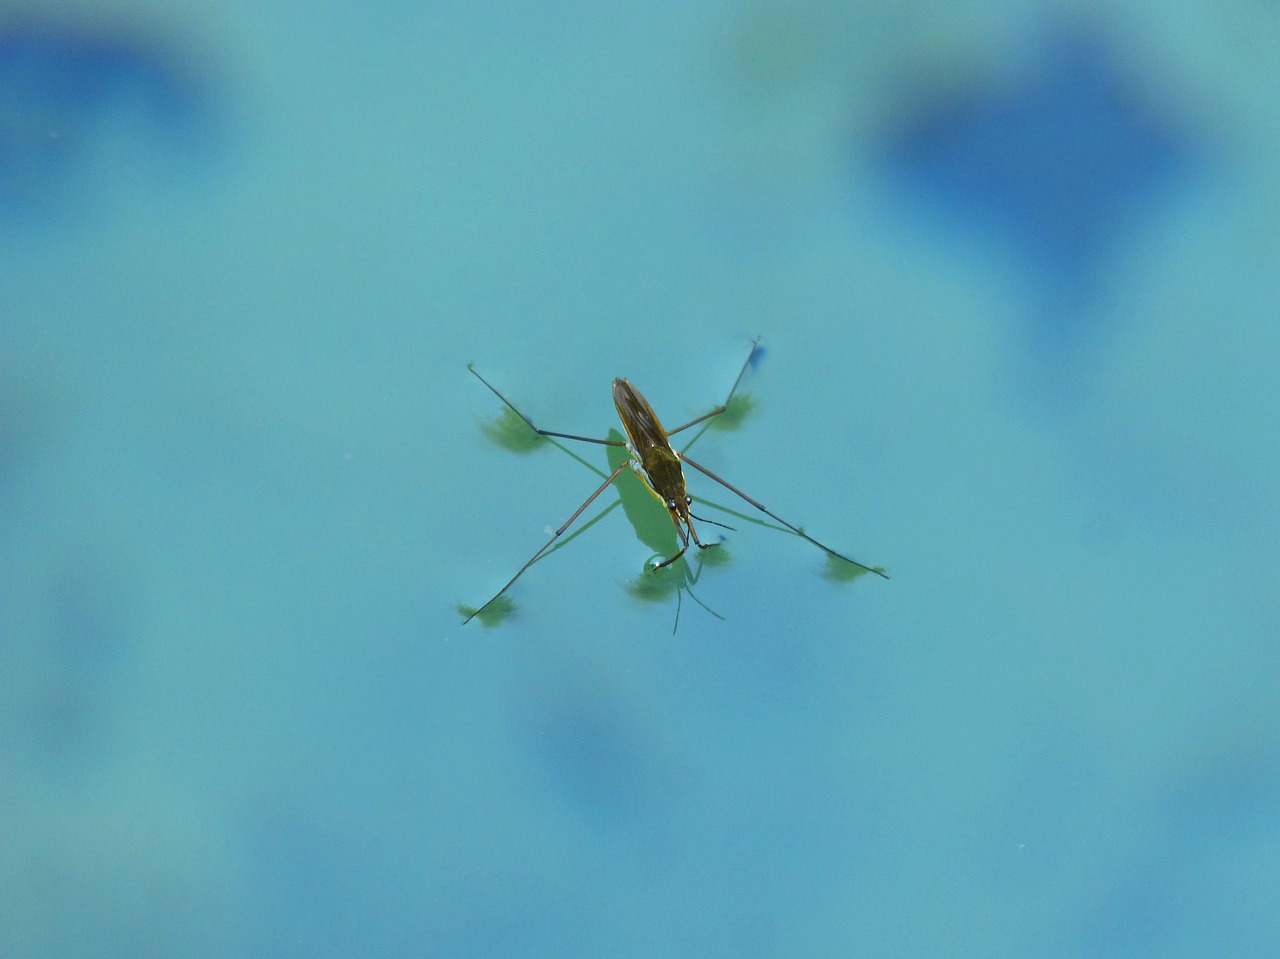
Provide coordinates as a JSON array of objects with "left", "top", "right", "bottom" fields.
[{"left": 462, "top": 338, "right": 886, "bottom": 624}]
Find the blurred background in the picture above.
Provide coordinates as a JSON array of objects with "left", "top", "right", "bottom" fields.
[{"left": 2, "top": 0, "right": 1278, "bottom": 956}]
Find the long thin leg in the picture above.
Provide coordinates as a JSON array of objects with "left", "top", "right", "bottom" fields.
[
  {"left": 667, "top": 336, "right": 762, "bottom": 437},
  {"left": 651, "top": 516, "right": 691, "bottom": 571},
  {"left": 463, "top": 461, "right": 631, "bottom": 623},
  {"left": 680, "top": 453, "right": 889, "bottom": 578},
  {"left": 650, "top": 504, "right": 724, "bottom": 571},
  {"left": 664, "top": 405, "right": 727, "bottom": 437},
  {"left": 469, "top": 364, "right": 624, "bottom": 447}
]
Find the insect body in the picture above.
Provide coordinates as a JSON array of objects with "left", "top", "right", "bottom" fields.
[
  {"left": 613, "top": 377, "right": 707, "bottom": 570},
  {"left": 463, "top": 339, "right": 885, "bottom": 624}
]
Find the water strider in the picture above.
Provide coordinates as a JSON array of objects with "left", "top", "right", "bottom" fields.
[{"left": 461, "top": 338, "right": 887, "bottom": 624}]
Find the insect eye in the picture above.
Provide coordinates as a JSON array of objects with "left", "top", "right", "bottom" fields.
[
  {"left": 667, "top": 499, "right": 677, "bottom": 510},
  {"left": 685, "top": 495, "right": 692, "bottom": 505}
]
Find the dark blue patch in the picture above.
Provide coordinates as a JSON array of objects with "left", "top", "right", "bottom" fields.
[
  {"left": 530, "top": 689, "right": 652, "bottom": 824},
  {"left": 0, "top": 19, "right": 216, "bottom": 214},
  {"left": 879, "top": 28, "right": 1193, "bottom": 344}
]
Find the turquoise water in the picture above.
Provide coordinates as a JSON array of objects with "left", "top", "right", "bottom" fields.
[{"left": 3, "top": 5, "right": 1278, "bottom": 957}]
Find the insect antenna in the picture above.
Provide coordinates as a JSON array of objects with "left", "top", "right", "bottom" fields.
[{"left": 689, "top": 510, "right": 734, "bottom": 531}]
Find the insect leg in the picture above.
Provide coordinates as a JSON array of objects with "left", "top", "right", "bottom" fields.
[
  {"left": 650, "top": 542, "right": 690, "bottom": 571},
  {"left": 464, "top": 461, "right": 631, "bottom": 623},
  {"left": 469, "top": 364, "right": 624, "bottom": 446},
  {"left": 651, "top": 510, "right": 722, "bottom": 572},
  {"left": 666, "top": 336, "right": 762, "bottom": 436},
  {"left": 651, "top": 514, "right": 691, "bottom": 571},
  {"left": 680, "top": 454, "right": 888, "bottom": 578}
]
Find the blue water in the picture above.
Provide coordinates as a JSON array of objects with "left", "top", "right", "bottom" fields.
[{"left": 3, "top": 5, "right": 1278, "bottom": 957}]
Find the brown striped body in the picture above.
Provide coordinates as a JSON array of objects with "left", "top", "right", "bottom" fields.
[{"left": 612, "top": 377, "right": 701, "bottom": 554}]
